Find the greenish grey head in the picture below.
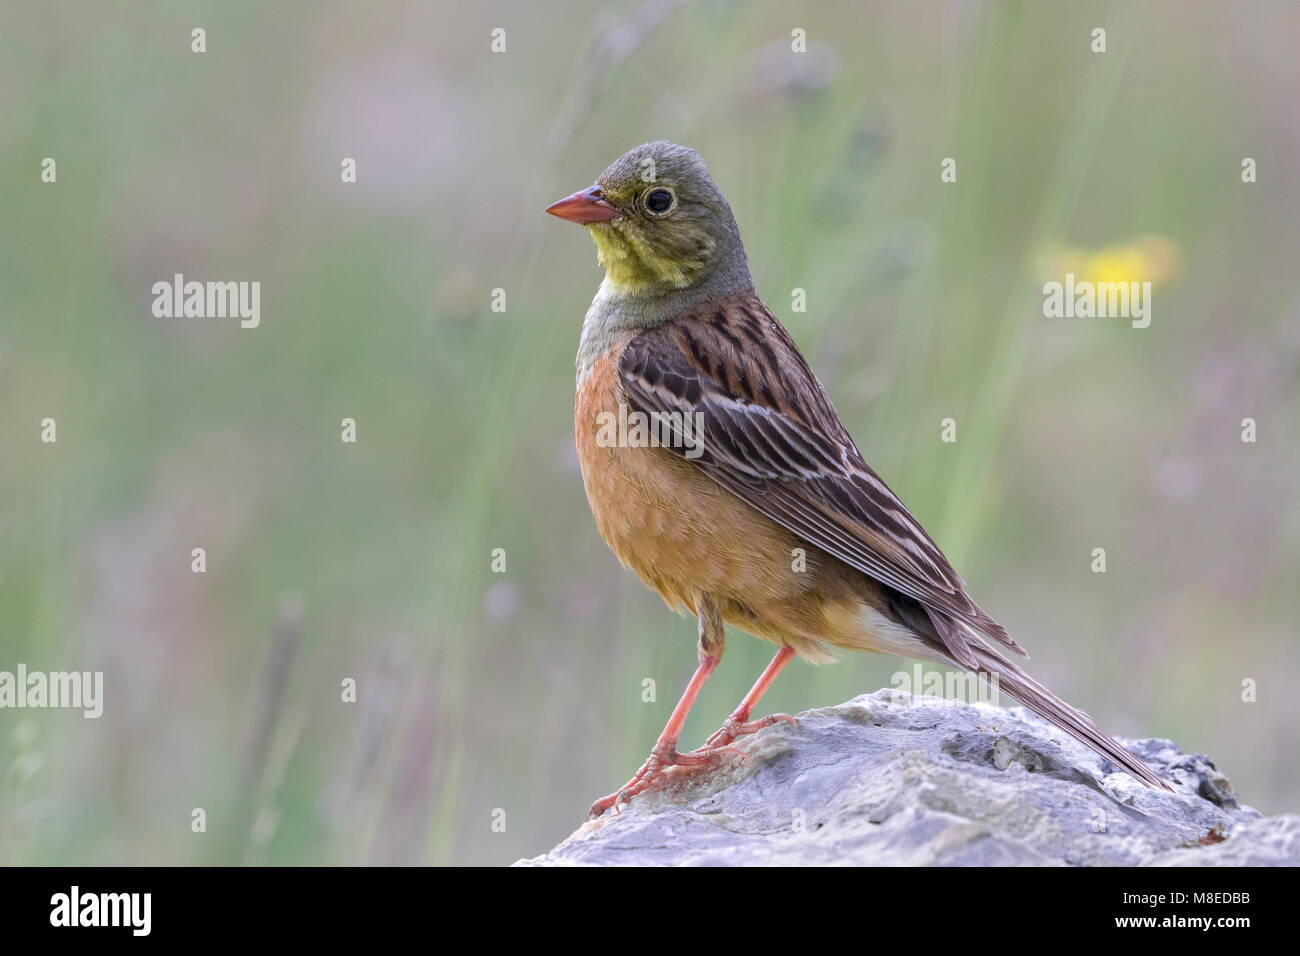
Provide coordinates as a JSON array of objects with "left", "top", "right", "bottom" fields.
[{"left": 547, "top": 141, "right": 750, "bottom": 298}]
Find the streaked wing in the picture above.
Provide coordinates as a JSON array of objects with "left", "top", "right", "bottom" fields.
[{"left": 618, "top": 295, "right": 1019, "bottom": 654}]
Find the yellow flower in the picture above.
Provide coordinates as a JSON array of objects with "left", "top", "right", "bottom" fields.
[{"left": 1037, "top": 235, "right": 1180, "bottom": 287}]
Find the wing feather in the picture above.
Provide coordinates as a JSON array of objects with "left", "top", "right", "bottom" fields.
[{"left": 618, "top": 297, "right": 1021, "bottom": 655}]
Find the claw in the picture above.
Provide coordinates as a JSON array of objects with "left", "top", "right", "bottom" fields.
[
  {"left": 701, "top": 712, "right": 797, "bottom": 750},
  {"left": 586, "top": 742, "right": 741, "bottom": 819},
  {"left": 588, "top": 792, "right": 623, "bottom": 819}
]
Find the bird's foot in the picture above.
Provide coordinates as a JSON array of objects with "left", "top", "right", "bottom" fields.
[
  {"left": 587, "top": 738, "right": 741, "bottom": 819},
  {"left": 698, "top": 711, "right": 797, "bottom": 750},
  {"left": 586, "top": 712, "right": 797, "bottom": 819}
]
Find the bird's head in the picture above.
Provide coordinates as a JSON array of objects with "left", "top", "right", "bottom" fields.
[{"left": 547, "top": 141, "right": 748, "bottom": 298}]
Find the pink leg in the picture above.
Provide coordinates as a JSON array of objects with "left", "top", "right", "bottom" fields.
[
  {"left": 697, "top": 645, "right": 798, "bottom": 750},
  {"left": 588, "top": 654, "right": 727, "bottom": 819}
]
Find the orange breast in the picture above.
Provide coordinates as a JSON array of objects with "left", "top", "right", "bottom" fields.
[{"left": 575, "top": 339, "right": 826, "bottom": 641}]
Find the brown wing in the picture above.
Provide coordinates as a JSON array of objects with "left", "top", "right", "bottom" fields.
[{"left": 618, "top": 294, "right": 1022, "bottom": 660}]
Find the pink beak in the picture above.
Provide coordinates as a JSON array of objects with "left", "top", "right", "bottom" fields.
[{"left": 545, "top": 185, "right": 623, "bottom": 224}]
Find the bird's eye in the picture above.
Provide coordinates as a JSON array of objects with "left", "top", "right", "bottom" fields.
[{"left": 643, "top": 187, "right": 675, "bottom": 215}]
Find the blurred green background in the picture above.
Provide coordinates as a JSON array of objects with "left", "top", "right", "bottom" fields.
[{"left": 2, "top": 0, "right": 1297, "bottom": 866}]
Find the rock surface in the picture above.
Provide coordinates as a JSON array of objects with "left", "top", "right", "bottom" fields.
[{"left": 518, "top": 690, "right": 1298, "bottom": 866}]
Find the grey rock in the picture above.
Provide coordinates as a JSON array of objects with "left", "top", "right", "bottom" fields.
[{"left": 517, "top": 690, "right": 1298, "bottom": 866}]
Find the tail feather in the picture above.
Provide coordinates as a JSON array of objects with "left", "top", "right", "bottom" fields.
[
  {"left": 926, "top": 604, "right": 1028, "bottom": 661},
  {"left": 968, "top": 644, "right": 1172, "bottom": 791},
  {"left": 971, "top": 610, "right": 1028, "bottom": 659}
]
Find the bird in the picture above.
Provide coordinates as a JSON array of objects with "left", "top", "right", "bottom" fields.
[{"left": 546, "top": 141, "right": 1171, "bottom": 818}]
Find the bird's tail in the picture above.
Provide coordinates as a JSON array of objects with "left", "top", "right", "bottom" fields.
[{"left": 964, "top": 638, "right": 1172, "bottom": 792}]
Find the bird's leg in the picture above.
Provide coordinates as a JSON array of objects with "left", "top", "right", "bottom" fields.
[
  {"left": 588, "top": 596, "right": 731, "bottom": 819},
  {"left": 694, "top": 645, "right": 798, "bottom": 751}
]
